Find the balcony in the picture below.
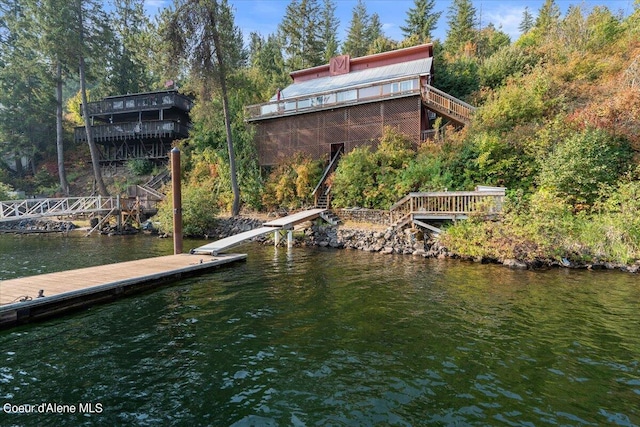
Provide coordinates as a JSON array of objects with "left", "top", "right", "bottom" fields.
[
  {"left": 84, "top": 91, "right": 193, "bottom": 117},
  {"left": 245, "top": 77, "right": 421, "bottom": 121},
  {"left": 74, "top": 120, "right": 190, "bottom": 144}
]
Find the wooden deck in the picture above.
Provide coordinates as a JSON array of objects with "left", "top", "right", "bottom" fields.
[{"left": 0, "top": 253, "right": 246, "bottom": 328}]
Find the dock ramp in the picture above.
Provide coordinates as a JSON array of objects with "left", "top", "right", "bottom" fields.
[{"left": 191, "top": 208, "right": 327, "bottom": 255}]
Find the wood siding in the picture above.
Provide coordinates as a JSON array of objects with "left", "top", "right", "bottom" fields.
[{"left": 254, "top": 96, "right": 423, "bottom": 166}]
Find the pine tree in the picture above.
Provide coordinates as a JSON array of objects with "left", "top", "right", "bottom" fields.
[
  {"left": 73, "top": 0, "right": 112, "bottom": 196},
  {"left": 107, "top": 0, "right": 153, "bottom": 94},
  {"left": 535, "top": 0, "right": 561, "bottom": 32},
  {"left": 320, "top": 0, "right": 339, "bottom": 62},
  {"left": 342, "top": 0, "right": 370, "bottom": 57},
  {"left": 400, "top": 0, "right": 442, "bottom": 42},
  {"left": 519, "top": 6, "right": 535, "bottom": 34},
  {"left": 0, "top": 0, "right": 56, "bottom": 178},
  {"left": 445, "top": 0, "right": 478, "bottom": 54},
  {"left": 165, "top": 0, "right": 246, "bottom": 215},
  {"left": 279, "top": 0, "right": 323, "bottom": 70}
]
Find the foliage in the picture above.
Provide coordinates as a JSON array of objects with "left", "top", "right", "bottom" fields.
[
  {"left": 479, "top": 44, "right": 540, "bottom": 89},
  {"left": 156, "top": 184, "right": 219, "bottom": 237},
  {"left": 126, "top": 158, "right": 154, "bottom": 176},
  {"left": 444, "top": 0, "right": 477, "bottom": 55},
  {"left": 400, "top": 0, "right": 441, "bottom": 42},
  {"left": 278, "top": 0, "right": 323, "bottom": 70},
  {"left": 473, "top": 72, "right": 551, "bottom": 133},
  {"left": 0, "top": 182, "right": 15, "bottom": 200},
  {"left": 441, "top": 184, "right": 640, "bottom": 265},
  {"left": 538, "top": 128, "right": 632, "bottom": 206},
  {"left": 342, "top": 0, "right": 382, "bottom": 57},
  {"left": 332, "top": 127, "right": 414, "bottom": 209},
  {"left": 262, "top": 155, "right": 322, "bottom": 210}
]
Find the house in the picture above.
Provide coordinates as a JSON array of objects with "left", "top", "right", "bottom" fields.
[
  {"left": 74, "top": 89, "right": 193, "bottom": 171},
  {"left": 245, "top": 43, "right": 474, "bottom": 168}
]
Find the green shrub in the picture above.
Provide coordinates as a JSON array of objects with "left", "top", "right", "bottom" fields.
[
  {"left": 156, "top": 185, "right": 219, "bottom": 236},
  {"left": 127, "top": 159, "right": 154, "bottom": 176},
  {"left": 538, "top": 128, "right": 632, "bottom": 206}
]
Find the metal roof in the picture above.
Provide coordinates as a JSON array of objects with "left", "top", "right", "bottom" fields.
[{"left": 272, "top": 57, "right": 433, "bottom": 101}]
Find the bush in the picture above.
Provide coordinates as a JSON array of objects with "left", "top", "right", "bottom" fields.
[
  {"left": 156, "top": 184, "right": 219, "bottom": 237},
  {"left": 127, "top": 159, "right": 154, "bottom": 176},
  {"left": 0, "top": 182, "right": 14, "bottom": 200},
  {"left": 538, "top": 128, "right": 632, "bottom": 206},
  {"left": 332, "top": 127, "right": 414, "bottom": 209}
]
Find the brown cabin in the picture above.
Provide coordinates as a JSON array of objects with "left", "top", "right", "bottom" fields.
[
  {"left": 246, "top": 43, "right": 474, "bottom": 168},
  {"left": 74, "top": 89, "right": 193, "bottom": 169}
]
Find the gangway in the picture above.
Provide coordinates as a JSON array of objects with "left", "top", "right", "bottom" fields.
[{"left": 191, "top": 208, "right": 326, "bottom": 255}]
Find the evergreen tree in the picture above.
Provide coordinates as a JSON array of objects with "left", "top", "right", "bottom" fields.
[
  {"left": 343, "top": 0, "right": 370, "bottom": 57},
  {"left": 0, "top": 1, "right": 56, "bottom": 178},
  {"left": 320, "top": 0, "right": 339, "bottom": 62},
  {"left": 29, "top": 0, "right": 79, "bottom": 194},
  {"left": 278, "top": 0, "right": 323, "bottom": 70},
  {"left": 165, "top": 0, "right": 246, "bottom": 215},
  {"left": 445, "top": 0, "right": 478, "bottom": 55},
  {"left": 248, "top": 32, "right": 289, "bottom": 99},
  {"left": 73, "top": 0, "right": 112, "bottom": 196},
  {"left": 535, "top": 0, "right": 561, "bottom": 32},
  {"left": 400, "top": 0, "right": 442, "bottom": 42},
  {"left": 519, "top": 6, "right": 535, "bottom": 34},
  {"left": 106, "top": 0, "right": 153, "bottom": 95}
]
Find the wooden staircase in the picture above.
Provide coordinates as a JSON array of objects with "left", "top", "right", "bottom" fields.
[
  {"left": 421, "top": 84, "right": 476, "bottom": 126},
  {"left": 312, "top": 147, "right": 344, "bottom": 209}
]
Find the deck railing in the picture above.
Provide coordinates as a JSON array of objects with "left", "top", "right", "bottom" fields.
[
  {"left": 0, "top": 196, "right": 119, "bottom": 222},
  {"left": 390, "top": 189, "right": 505, "bottom": 226},
  {"left": 74, "top": 120, "right": 189, "bottom": 143},
  {"left": 421, "top": 85, "right": 476, "bottom": 125},
  {"left": 246, "top": 76, "right": 421, "bottom": 121},
  {"left": 84, "top": 91, "right": 193, "bottom": 117}
]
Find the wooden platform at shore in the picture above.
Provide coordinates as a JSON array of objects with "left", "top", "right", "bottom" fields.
[{"left": 0, "top": 253, "right": 246, "bottom": 329}]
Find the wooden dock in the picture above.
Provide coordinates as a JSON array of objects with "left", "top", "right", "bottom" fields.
[{"left": 0, "top": 253, "right": 246, "bottom": 329}]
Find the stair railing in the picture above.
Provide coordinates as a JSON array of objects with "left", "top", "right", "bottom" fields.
[{"left": 312, "top": 147, "right": 344, "bottom": 208}]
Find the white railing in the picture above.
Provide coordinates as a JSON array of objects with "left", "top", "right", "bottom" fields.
[{"left": 0, "top": 196, "right": 119, "bottom": 222}]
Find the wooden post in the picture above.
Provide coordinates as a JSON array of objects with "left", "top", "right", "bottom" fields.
[
  {"left": 274, "top": 230, "right": 280, "bottom": 246},
  {"left": 171, "top": 147, "right": 183, "bottom": 254},
  {"left": 287, "top": 230, "right": 293, "bottom": 248}
]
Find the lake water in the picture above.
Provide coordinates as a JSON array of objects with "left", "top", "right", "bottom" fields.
[{"left": 0, "top": 233, "right": 639, "bottom": 426}]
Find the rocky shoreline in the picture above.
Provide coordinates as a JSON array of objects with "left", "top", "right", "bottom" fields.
[
  {"left": 0, "top": 219, "right": 77, "bottom": 234},
  {"left": 203, "top": 216, "right": 640, "bottom": 274}
]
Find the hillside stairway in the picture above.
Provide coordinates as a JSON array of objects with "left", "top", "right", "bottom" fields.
[
  {"left": 312, "top": 147, "right": 344, "bottom": 209},
  {"left": 421, "top": 84, "right": 476, "bottom": 126}
]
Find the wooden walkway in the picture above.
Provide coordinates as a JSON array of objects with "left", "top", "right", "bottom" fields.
[
  {"left": 0, "top": 253, "right": 246, "bottom": 328},
  {"left": 192, "top": 208, "right": 326, "bottom": 255}
]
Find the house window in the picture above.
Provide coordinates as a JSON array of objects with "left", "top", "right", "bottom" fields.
[{"left": 337, "top": 89, "right": 357, "bottom": 102}]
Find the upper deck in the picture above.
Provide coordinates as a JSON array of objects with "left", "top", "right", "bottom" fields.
[{"left": 84, "top": 90, "right": 193, "bottom": 120}]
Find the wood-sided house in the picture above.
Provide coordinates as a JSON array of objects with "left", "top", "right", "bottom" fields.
[
  {"left": 74, "top": 89, "right": 193, "bottom": 170},
  {"left": 245, "top": 43, "right": 475, "bottom": 168}
]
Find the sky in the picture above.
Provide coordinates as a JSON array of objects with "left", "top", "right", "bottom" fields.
[{"left": 144, "top": 0, "right": 636, "bottom": 44}]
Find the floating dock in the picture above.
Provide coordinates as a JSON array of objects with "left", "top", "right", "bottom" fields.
[{"left": 0, "top": 253, "right": 246, "bottom": 329}]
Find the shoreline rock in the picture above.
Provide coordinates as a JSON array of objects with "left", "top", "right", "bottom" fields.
[
  {"left": 197, "top": 216, "right": 640, "bottom": 274},
  {"left": 0, "top": 219, "right": 77, "bottom": 234}
]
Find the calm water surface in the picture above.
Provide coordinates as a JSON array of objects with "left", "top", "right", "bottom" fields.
[{"left": 0, "top": 233, "right": 638, "bottom": 426}]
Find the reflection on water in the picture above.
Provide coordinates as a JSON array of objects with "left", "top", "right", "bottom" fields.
[{"left": 0, "top": 235, "right": 639, "bottom": 426}]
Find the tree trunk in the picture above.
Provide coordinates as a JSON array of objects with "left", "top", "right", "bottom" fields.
[
  {"left": 210, "top": 4, "right": 240, "bottom": 216},
  {"left": 77, "top": 2, "right": 108, "bottom": 197},
  {"left": 55, "top": 62, "right": 69, "bottom": 195}
]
